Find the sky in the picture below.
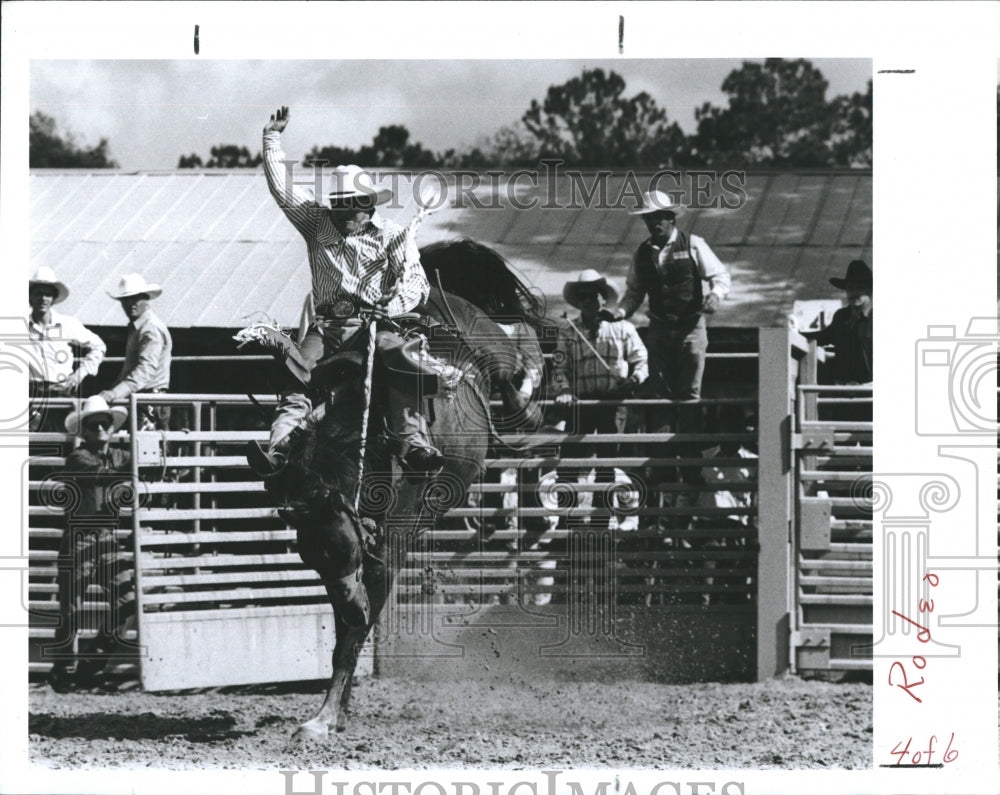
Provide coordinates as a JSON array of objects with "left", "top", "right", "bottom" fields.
[{"left": 30, "top": 59, "right": 871, "bottom": 171}]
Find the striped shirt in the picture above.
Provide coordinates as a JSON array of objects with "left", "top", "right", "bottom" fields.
[
  {"left": 27, "top": 310, "right": 106, "bottom": 384},
  {"left": 263, "top": 131, "right": 429, "bottom": 318},
  {"left": 550, "top": 316, "right": 649, "bottom": 398}
]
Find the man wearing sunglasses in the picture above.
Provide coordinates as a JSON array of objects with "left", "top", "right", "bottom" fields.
[
  {"left": 248, "top": 105, "right": 441, "bottom": 477},
  {"left": 47, "top": 396, "right": 134, "bottom": 691}
]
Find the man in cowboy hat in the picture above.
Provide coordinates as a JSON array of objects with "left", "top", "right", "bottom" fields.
[
  {"left": 28, "top": 267, "right": 106, "bottom": 431},
  {"left": 601, "top": 190, "right": 731, "bottom": 401},
  {"left": 249, "top": 105, "right": 439, "bottom": 476},
  {"left": 99, "top": 273, "right": 173, "bottom": 430},
  {"left": 553, "top": 270, "right": 648, "bottom": 407},
  {"left": 549, "top": 270, "right": 648, "bottom": 529},
  {"left": 801, "top": 259, "right": 873, "bottom": 386},
  {"left": 47, "top": 396, "right": 134, "bottom": 691}
]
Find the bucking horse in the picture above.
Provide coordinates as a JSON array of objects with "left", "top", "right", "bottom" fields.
[{"left": 238, "top": 240, "right": 545, "bottom": 741}]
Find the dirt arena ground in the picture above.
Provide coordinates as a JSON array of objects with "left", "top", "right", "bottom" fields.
[{"left": 29, "top": 674, "right": 871, "bottom": 770}]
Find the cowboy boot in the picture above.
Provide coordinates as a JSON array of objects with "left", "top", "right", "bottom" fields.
[
  {"left": 395, "top": 406, "right": 444, "bottom": 472},
  {"left": 247, "top": 392, "right": 312, "bottom": 477},
  {"left": 403, "top": 445, "right": 445, "bottom": 472}
]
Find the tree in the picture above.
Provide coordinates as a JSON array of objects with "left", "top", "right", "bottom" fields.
[
  {"left": 689, "top": 59, "right": 838, "bottom": 168},
  {"left": 358, "top": 125, "right": 439, "bottom": 168},
  {"left": 441, "top": 122, "right": 542, "bottom": 169},
  {"left": 304, "top": 125, "right": 441, "bottom": 168},
  {"left": 303, "top": 143, "right": 359, "bottom": 168},
  {"left": 206, "top": 145, "right": 262, "bottom": 168},
  {"left": 29, "top": 111, "right": 119, "bottom": 168},
  {"left": 178, "top": 145, "right": 262, "bottom": 168},
  {"left": 830, "top": 79, "right": 873, "bottom": 167},
  {"left": 521, "top": 68, "right": 687, "bottom": 167}
]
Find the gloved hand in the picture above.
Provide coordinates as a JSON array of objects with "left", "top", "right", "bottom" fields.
[
  {"left": 702, "top": 293, "right": 721, "bottom": 314},
  {"left": 597, "top": 308, "right": 626, "bottom": 323},
  {"left": 609, "top": 376, "right": 641, "bottom": 399}
]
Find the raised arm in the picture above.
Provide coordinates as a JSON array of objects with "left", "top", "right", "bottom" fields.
[{"left": 262, "top": 106, "right": 318, "bottom": 237}]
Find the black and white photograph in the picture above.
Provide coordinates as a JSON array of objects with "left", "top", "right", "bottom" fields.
[{"left": 1, "top": 3, "right": 997, "bottom": 794}]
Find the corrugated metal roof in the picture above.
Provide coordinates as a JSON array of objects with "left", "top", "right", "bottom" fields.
[{"left": 30, "top": 169, "right": 873, "bottom": 328}]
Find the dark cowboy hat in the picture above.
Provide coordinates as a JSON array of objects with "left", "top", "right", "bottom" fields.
[
  {"left": 829, "top": 260, "right": 873, "bottom": 290},
  {"left": 563, "top": 269, "right": 619, "bottom": 309}
]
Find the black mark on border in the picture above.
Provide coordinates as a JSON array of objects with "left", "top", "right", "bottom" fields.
[
  {"left": 618, "top": 16, "right": 624, "bottom": 54},
  {"left": 877, "top": 69, "right": 915, "bottom": 74},
  {"left": 878, "top": 763, "right": 945, "bottom": 769},
  {"left": 194, "top": 25, "right": 200, "bottom": 55}
]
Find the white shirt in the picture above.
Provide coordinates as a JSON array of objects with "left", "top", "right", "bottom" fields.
[{"left": 27, "top": 309, "right": 106, "bottom": 384}]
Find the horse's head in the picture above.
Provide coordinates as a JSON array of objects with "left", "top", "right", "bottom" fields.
[{"left": 420, "top": 238, "right": 546, "bottom": 329}]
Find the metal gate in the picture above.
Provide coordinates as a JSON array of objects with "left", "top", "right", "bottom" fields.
[{"left": 790, "top": 346, "right": 873, "bottom": 674}]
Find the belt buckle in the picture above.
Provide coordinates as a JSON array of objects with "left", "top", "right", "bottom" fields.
[{"left": 318, "top": 297, "right": 357, "bottom": 323}]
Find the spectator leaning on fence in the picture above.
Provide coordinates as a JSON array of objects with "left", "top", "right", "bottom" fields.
[
  {"left": 799, "top": 259, "right": 873, "bottom": 386},
  {"left": 601, "top": 190, "right": 731, "bottom": 401},
  {"left": 28, "top": 267, "right": 106, "bottom": 431},
  {"left": 99, "top": 273, "right": 172, "bottom": 431},
  {"left": 47, "top": 396, "right": 135, "bottom": 692},
  {"left": 548, "top": 270, "right": 648, "bottom": 529},
  {"left": 551, "top": 269, "right": 649, "bottom": 417}
]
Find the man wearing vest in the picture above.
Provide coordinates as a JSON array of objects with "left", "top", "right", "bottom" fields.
[
  {"left": 601, "top": 191, "right": 731, "bottom": 541},
  {"left": 601, "top": 190, "right": 730, "bottom": 401}
]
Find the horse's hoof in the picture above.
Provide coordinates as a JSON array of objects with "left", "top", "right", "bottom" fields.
[
  {"left": 335, "top": 713, "right": 348, "bottom": 733},
  {"left": 290, "top": 721, "right": 328, "bottom": 743}
]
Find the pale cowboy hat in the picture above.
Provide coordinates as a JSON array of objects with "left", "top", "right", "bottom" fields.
[
  {"left": 563, "top": 269, "right": 619, "bottom": 309},
  {"left": 29, "top": 267, "right": 70, "bottom": 305},
  {"left": 326, "top": 164, "right": 392, "bottom": 208},
  {"left": 64, "top": 395, "right": 128, "bottom": 435},
  {"left": 829, "top": 259, "right": 873, "bottom": 290},
  {"left": 627, "top": 189, "right": 687, "bottom": 217},
  {"left": 107, "top": 273, "right": 163, "bottom": 301}
]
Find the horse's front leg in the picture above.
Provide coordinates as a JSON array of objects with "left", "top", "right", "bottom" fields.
[
  {"left": 336, "top": 547, "right": 395, "bottom": 725},
  {"left": 292, "top": 568, "right": 370, "bottom": 742}
]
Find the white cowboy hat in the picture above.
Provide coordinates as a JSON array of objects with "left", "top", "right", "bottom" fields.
[
  {"left": 563, "top": 269, "right": 619, "bottom": 309},
  {"left": 326, "top": 164, "right": 392, "bottom": 207},
  {"left": 29, "top": 267, "right": 70, "bottom": 305},
  {"left": 627, "top": 189, "right": 687, "bottom": 216},
  {"left": 107, "top": 273, "right": 163, "bottom": 301},
  {"left": 64, "top": 395, "right": 128, "bottom": 435}
]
